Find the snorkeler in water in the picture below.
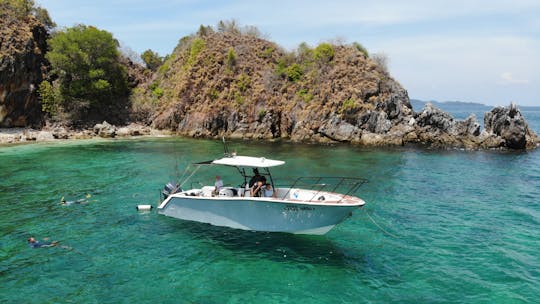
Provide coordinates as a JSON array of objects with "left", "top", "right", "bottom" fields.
[
  {"left": 27, "top": 236, "right": 77, "bottom": 253},
  {"left": 61, "top": 193, "right": 93, "bottom": 205},
  {"left": 27, "top": 237, "right": 58, "bottom": 248}
]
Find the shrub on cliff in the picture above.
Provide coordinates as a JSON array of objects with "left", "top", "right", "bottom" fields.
[
  {"left": 352, "top": 42, "right": 369, "bottom": 57},
  {"left": 313, "top": 43, "right": 335, "bottom": 62},
  {"left": 226, "top": 47, "right": 237, "bottom": 68},
  {"left": 41, "top": 24, "right": 129, "bottom": 125},
  {"left": 141, "top": 49, "right": 163, "bottom": 71},
  {"left": 0, "top": 0, "right": 55, "bottom": 29},
  {"left": 286, "top": 63, "right": 303, "bottom": 81}
]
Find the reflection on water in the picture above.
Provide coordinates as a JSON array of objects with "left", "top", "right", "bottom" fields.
[{"left": 164, "top": 218, "right": 352, "bottom": 267}]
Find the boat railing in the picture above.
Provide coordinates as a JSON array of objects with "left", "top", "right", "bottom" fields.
[{"left": 276, "top": 176, "right": 368, "bottom": 203}]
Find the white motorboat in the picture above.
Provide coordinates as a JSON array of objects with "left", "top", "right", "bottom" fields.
[{"left": 157, "top": 153, "right": 367, "bottom": 235}]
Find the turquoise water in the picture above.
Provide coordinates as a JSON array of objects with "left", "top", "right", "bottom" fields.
[{"left": 1, "top": 136, "right": 539, "bottom": 303}]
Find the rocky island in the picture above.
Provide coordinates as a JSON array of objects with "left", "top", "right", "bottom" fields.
[{"left": 1, "top": 2, "right": 538, "bottom": 149}]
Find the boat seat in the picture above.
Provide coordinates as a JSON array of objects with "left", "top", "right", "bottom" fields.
[
  {"left": 218, "top": 187, "right": 238, "bottom": 197},
  {"left": 201, "top": 186, "right": 214, "bottom": 197}
]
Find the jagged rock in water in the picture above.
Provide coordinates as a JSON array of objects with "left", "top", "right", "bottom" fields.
[
  {"left": 415, "top": 103, "right": 455, "bottom": 132},
  {"left": 0, "top": 6, "right": 48, "bottom": 127},
  {"left": 414, "top": 103, "right": 480, "bottom": 136},
  {"left": 456, "top": 114, "right": 481, "bottom": 136},
  {"left": 484, "top": 103, "right": 538, "bottom": 149}
]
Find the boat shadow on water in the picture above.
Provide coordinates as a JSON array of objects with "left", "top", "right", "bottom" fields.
[{"left": 164, "top": 218, "right": 364, "bottom": 268}]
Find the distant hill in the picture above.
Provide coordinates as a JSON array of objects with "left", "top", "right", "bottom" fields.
[{"left": 411, "top": 99, "right": 540, "bottom": 113}]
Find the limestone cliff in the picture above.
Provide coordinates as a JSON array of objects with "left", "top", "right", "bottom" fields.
[
  {"left": 0, "top": 4, "right": 48, "bottom": 127},
  {"left": 135, "top": 30, "right": 537, "bottom": 149},
  {"left": 137, "top": 31, "right": 412, "bottom": 143}
]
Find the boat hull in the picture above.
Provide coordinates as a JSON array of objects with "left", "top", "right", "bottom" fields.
[{"left": 158, "top": 196, "right": 361, "bottom": 235}]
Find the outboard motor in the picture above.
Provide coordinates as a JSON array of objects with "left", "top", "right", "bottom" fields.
[{"left": 162, "top": 182, "right": 181, "bottom": 200}]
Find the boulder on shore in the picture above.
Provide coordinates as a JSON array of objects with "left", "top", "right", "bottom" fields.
[{"left": 93, "top": 121, "right": 117, "bottom": 138}]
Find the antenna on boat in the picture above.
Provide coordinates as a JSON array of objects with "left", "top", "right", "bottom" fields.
[{"left": 222, "top": 136, "right": 231, "bottom": 157}]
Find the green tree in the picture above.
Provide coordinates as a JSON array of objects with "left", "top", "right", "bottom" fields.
[
  {"left": 38, "top": 80, "right": 58, "bottom": 115},
  {"left": 32, "top": 6, "right": 55, "bottom": 29},
  {"left": 226, "top": 47, "right": 237, "bottom": 67},
  {"left": 313, "top": 43, "right": 335, "bottom": 62},
  {"left": 44, "top": 24, "right": 129, "bottom": 123},
  {"left": 285, "top": 63, "right": 303, "bottom": 81},
  {"left": 141, "top": 49, "right": 163, "bottom": 71}
]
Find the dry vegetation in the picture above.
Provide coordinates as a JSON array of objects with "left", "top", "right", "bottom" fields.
[{"left": 131, "top": 21, "right": 408, "bottom": 140}]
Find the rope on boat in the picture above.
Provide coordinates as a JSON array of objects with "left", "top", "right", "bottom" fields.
[
  {"left": 177, "top": 164, "right": 191, "bottom": 184},
  {"left": 180, "top": 165, "right": 201, "bottom": 188},
  {"left": 364, "top": 209, "right": 398, "bottom": 238}
]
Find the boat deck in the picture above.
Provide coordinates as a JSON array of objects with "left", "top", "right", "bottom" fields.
[{"left": 174, "top": 186, "right": 365, "bottom": 206}]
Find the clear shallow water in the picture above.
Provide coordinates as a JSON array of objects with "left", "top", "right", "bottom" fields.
[{"left": 1, "top": 137, "right": 539, "bottom": 303}]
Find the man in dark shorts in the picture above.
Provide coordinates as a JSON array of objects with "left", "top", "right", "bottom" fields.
[{"left": 27, "top": 237, "right": 58, "bottom": 248}]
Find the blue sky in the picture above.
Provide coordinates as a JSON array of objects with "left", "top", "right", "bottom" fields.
[{"left": 38, "top": 0, "right": 540, "bottom": 106}]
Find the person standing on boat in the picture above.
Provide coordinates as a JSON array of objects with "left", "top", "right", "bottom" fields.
[{"left": 214, "top": 175, "right": 224, "bottom": 196}]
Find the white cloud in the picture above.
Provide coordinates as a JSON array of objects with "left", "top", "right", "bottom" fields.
[
  {"left": 498, "top": 72, "right": 530, "bottom": 85},
  {"left": 370, "top": 35, "right": 540, "bottom": 105}
]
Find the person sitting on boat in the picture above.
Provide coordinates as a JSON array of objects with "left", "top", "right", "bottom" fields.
[
  {"left": 263, "top": 183, "right": 276, "bottom": 198},
  {"left": 248, "top": 168, "right": 265, "bottom": 188},
  {"left": 251, "top": 180, "right": 265, "bottom": 197},
  {"left": 213, "top": 175, "right": 224, "bottom": 196},
  {"left": 249, "top": 169, "right": 267, "bottom": 195},
  {"left": 27, "top": 237, "right": 58, "bottom": 248}
]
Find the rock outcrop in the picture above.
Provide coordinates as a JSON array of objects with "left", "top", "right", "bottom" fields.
[
  {"left": 93, "top": 121, "right": 117, "bottom": 138},
  {"left": 139, "top": 31, "right": 416, "bottom": 144},
  {"left": 0, "top": 4, "right": 48, "bottom": 127},
  {"left": 483, "top": 103, "right": 537, "bottom": 149},
  {"left": 133, "top": 29, "right": 537, "bottom": 150}
]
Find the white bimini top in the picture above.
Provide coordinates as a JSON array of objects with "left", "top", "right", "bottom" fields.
[{"left": 211, "top": 155, "right": 285, "bottom": 168}]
